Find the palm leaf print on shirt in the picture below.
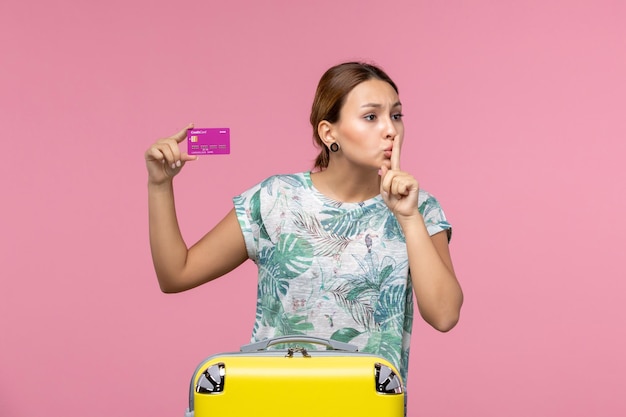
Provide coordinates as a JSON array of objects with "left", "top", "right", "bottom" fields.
[
  {"left": 329, "top": 250, "right": 407, "bottom": 331},
  {"left": 320, "top": 203, "right": 386, "bottom": 238},
  {"left": 291, "top": 211, "right": 352, "bottom": 257},
  {"left": 257, "top": 294, "right": 314, "bottom": 337}
]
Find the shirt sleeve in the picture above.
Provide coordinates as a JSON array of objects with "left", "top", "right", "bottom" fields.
[
  {"left": 418, "top": 190, "right": 452, "bottom": 241},
  {"left": 233, "top": 181, "right": 264, "bottom": 262}
]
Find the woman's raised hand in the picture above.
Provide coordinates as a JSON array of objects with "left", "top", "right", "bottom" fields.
[
  {"left": 145, "top": 123, "right": 198, "bottom": 185},
  {"left": 379, "top": 135, "right": 420, "bottom": 221}
]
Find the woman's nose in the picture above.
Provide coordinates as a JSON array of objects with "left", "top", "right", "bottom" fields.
[{"left": 383, "top": 117, "right": 397, "bottom": 138}]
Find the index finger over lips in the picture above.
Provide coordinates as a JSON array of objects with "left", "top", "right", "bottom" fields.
[{"left": 390, "top": 134, "right": 402, "bottom": 171}]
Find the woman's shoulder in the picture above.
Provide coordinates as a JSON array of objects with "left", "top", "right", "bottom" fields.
[
  {"left": 417, "top": 188, "right": 449, "bottom": 219},
  {"left": 236, "top": 172, "right": 311, "bottom": 199},
  {"left": 263, "top": 171, "right": 309, "bottom": 184},
  {"left": 418, "top": 188, "right": 441, "bottom": 206},
  {"left": 257, "top": 172, "right": 311, "bottom": 192}
]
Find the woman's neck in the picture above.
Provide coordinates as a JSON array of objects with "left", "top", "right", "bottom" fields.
[{"left": 310, "top": 165, "right": 381, "bottom": 203}]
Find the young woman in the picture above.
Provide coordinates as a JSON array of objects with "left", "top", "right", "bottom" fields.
[{"left": 145, "top": 61, "right": 463, "bottom": 394}]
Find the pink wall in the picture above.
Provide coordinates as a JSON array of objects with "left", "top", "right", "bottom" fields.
[{"left": 1, "top": 1, "right": 625, "bottom": 416}]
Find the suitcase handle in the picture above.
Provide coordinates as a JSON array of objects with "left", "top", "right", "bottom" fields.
[{"left": 240, "top": 335, "right": 359, "bottom": 353}]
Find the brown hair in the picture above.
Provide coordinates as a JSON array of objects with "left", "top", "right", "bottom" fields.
[{"left": 310, "top": 61, "right": 399, "bottom": 169}]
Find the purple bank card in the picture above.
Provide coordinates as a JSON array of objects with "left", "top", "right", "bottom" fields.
[{"left": 187, "top": 128, "right": 230, "bottom": 155}]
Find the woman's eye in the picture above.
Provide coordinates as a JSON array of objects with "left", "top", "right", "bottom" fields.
[
  {"left": 392, "top": 113, "right": 404, "bottom": 120},
  {"left": 364, "top": 114, "right": 376, "bottom": 121}
]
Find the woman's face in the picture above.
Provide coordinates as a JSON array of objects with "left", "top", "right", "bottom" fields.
[{"left": 332, "top": 78, "right": 404, "bottom": 171}]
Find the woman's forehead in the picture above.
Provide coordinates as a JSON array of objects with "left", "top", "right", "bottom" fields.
[{"left": 344, "top": 79, "right": 401, "bottom": 109}]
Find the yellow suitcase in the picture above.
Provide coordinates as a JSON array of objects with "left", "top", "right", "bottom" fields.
[{"left": 184, "top": 335, "right": 405, "bottom": 417}]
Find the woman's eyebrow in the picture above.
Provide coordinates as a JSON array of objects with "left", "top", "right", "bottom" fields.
[{"left": 360, "top": 101, "right": 402, "bottom": 108}]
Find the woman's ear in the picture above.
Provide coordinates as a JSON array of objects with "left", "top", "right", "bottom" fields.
[{"left": 317, "top": 120, "right": 335, "bottom": 147}]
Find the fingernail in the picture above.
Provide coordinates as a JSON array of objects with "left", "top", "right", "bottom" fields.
[
  {"left": 171, "top": 163, "right": 176, "bottom": 169},
  {"left": 176, "top": 160, "right": 181, "bottom": 168}
]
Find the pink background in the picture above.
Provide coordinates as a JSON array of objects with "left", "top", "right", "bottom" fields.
[{"left": 1, "top": 1, "right": 625, "bottom": 416}]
